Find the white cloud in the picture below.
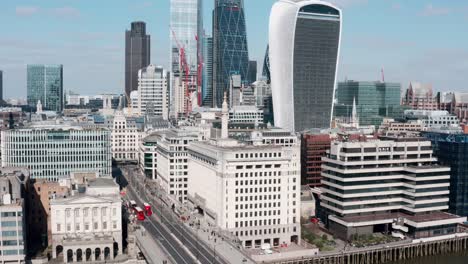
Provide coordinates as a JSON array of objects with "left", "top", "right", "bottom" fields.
[
  {"left": 50, "top": 7, "right": 81, "bottom": 18},
  {"left": 420, "top": 4, "right": 451, "bottom": 16},
  {"left": 15, "top": 6, "right": 40, "bottom": 16}
]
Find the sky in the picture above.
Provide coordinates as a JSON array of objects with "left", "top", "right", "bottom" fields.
[{"left": 1, "top": 0, "right": 468, "bottom": 99}]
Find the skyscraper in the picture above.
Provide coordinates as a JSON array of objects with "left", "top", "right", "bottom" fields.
[
  {"left": 202, "top": 36, "right": 213, "bottom": 106},
  {"left": 269, "top": 0, "right": 342, "bottom": 132},
  {"left": 213, "top": 0, "right": 249, "bottom": 108},
  {"left": 125, "top": 21, "right": 151, "bottom": 100},
  {"left": 27, "top": 64, "right": 63, "bottom": 112},
  {"left": 247, "top": 60, "right": 257, "bottom": 84},
  {"left": 262, "top": 45, "right": 271, "bottom": 84},
  {"left": 170, "top": 0, "right": 203, "bottom": 113}
]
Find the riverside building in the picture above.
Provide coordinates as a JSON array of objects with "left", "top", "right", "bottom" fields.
[
  {"left": 187, "top": 95, "right": 301, "bottom": 249},
  {"left": 321, "top": 136, "right": 466, "bottom": 240},
  {"left": 1, "top": 125, "right": 111, "bottom": 181}
]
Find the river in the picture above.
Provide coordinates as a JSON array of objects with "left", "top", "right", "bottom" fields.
[{"left": 389, "top": 252, "right": 468, "bottom": 264}]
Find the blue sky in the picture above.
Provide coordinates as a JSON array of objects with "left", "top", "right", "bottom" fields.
[{"left": 1, "top": 0, "right": 467, "bottom": 98}]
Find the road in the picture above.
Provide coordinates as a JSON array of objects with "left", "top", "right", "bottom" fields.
[
  {"left": 126, "top": 184, "right": 195, "bottom": 264},
  {"left": 121, "top": 165, "right": 228, "bottom": 264}
]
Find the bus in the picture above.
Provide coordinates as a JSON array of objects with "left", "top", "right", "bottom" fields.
[
  {"left": 134, "top": 207, "right": 145, "bottom": 221},
  {"left": 143, "top": 203, "right": 153, "bottom": 216},
  {"left": 129, "top": 200, "right": 137, "bottom": 208}
]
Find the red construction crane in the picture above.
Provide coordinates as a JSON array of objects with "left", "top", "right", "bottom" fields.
[
  {"left": 195, "top": 34, "right": 203, "bottom": 106},
  {"left": 171, "top": 28, "right": 191, "bottom": 115}
]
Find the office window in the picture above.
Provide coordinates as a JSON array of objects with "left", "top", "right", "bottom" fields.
[{"left": 57, "top": 224, "right": 61, "bottom": 232}]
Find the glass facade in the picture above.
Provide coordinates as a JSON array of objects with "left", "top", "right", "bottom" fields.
[
  {"left": 292, "top": 5, "right": 340, "bottom": 131},
  {"left": 334, "top": 81, "right": 403, "bottom": 127},
  {"left": 213, "top": 0, "right": 249, "bottom": 108},
  {"left": 170, "top": 0, "right": 202, "bottom": 75},
  {"left": 423, "top": 132, "right": 468, "bottom": 217},
  {"left": 202, "top": 36, "right": 213, "bottom": 106},
  {"left": 247, "top": 60, "right": 257, "bottom": 84},
  {"left": 125, "top": 22, "right": 151, "bottom": 99},
  {"left": 27, "top": 65, "right": 63, "bottom": 112},
  {"left": 0, "top": 70, "right": 3, "bottom": 101},
  {"left": 262, "top": 45, "right": 270, "bottom": 83}
]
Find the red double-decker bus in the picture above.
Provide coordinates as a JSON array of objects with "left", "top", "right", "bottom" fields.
[
  {"left": 134, "top": 207, "right": 145, "bottom": 221},
  {"left": 143, "top": 203, "right": 153, "bottom": 216}
]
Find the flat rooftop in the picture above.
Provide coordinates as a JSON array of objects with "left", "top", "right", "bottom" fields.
[{"left": 335, "top": 211, "right": 462, "bottom": 224}]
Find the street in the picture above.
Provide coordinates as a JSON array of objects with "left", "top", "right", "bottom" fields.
[{"left": 120, "top": 164, "right": 228, "bottom": 264}]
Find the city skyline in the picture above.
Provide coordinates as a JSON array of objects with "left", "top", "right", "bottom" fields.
[{"left": 1, "top": 0, "right": 468, "bottom": 99}]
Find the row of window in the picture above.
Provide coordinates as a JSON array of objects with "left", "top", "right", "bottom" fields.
[
  {"left": 61, "top": 207, "right": 117, "bottom": 218},
  {"left": 57, "top": 221, "right": 118, "bottom": 232}
]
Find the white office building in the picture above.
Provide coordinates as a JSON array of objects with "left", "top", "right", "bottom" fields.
[
  {"left": 187, "top": 98, "right": 301, "bottom": 249},
  {"left": 111, "top": 111, "right": 143, "bottom": 162},
  {"left": 404, "top": 110, "right": 460, "bottom": 129},
  {"left": 321, "top": 136, "right": 466, "bottom": 240},
  {"left": 137, "top": 65, "right": 169, "bottom": 119},
  {"left": 154, "top": 128, "right": 199, "bottom": 203},
  {"left": 187, "top": 130, "right": 301, "bottom": 249},
  {"left": 1, "top": 125, "right": 111, "bottom": 181},
  {"left": 51, "top": 178, "right": 123, "bottom": 263},
  {"left": 229, "top": 106, "right": 264, "bottom": 125}
]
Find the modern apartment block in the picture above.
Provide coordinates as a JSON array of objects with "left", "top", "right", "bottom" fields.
[
  {"left": 1, "top": 125, "right": 111, "bottom": 181},
  {"left": 187, "top": 128, "right": 301, "bottom": 249},
  {"left": 137, "top": 65, "right": 169, "bottom": 119},
  {"left": 27, "top": 64, "right": 63, "bottom": 112},
  {"left": 321, "top": 136, "right": 466, "bottom": 240},
  {"left": 154, "top": 128, "right": 199, "bottom": 203},
  {"left": 0, "top": 168, "right": 29, "bottom": 264},
  {"left": 423, "top": 131, "right": 468, "bottom": 217},
  {"left": 270, "top": 0, "right": 341, "bottom": 132},
  {"left": 301, "top": 132, "right": 331, "bottom": 187},
  {"left": 334, "top": 81, "right": 402, "bottom": 127},
  {"left": 125, "top": 21, "right": 151, "bottom": 99},
  {"left": 402, "top": 82, "right": 437, "bottom": 111}
]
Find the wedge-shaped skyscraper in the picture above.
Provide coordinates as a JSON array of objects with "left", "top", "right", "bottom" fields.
[{"left": 269, "top": 0, "right": 341, "bottom": 132}]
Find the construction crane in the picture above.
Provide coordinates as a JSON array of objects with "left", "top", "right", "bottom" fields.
[
  {"left": 171, "top": 28, "right": 191, "bottom": 116},
  {"left": 195, "top": 34, "right": 203, "bottom": 106}
]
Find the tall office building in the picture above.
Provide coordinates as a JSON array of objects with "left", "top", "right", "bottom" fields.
[
  {"left": 27, "top": 64, "right": 63, "bottom": 112},
  {"left": 213, "top": 0, "right": 249, "bottom": 108},
  {"left": 334, "top": 81, "right": 402, "bottom": 127},
  {"left": 137, "top": 65, "right": 169, "bottom": 119},
  {"left": 270, "top": 0, "right": 342, "bottom": 132},
  {"left": 202, "top": 36, "right": 213, "bottom": 106},
  {"left": 247, "top": 60, "right": 257, "bottom": 84},
  {"left": 170, "top": 0, "right": 203, "bottom": 112},
  {"left": 125, "top": 21, "right": 151, "bottom": 100},
  {"left": 0, "top": 70, "right": 3, "bottom": 101}
]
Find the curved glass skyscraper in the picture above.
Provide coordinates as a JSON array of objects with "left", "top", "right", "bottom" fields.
[
  {"left": 213, "top": 0, "right": 249, "bottom": 108},
  {"left": 269, "top": 0, "right": 342, "bottom": 132}
]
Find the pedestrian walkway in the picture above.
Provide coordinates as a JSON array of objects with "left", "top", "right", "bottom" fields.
[
  {"left": 135, "top": 225, "right": 174, "bottom": 264},
  {"left": 186, "top": 215, "right": 256, "bottom": 264}
]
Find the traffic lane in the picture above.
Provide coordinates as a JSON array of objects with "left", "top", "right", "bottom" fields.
[{"left": 126, "top": 186, "right": 196, "bottom": 264}]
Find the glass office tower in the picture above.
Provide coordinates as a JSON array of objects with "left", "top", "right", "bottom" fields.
[
  {"left": 334, "top": 81, "right": 402, "bottom": 127},
  {"left": 213, "top": 0, "right": 249, "bottom": 108},
  {"left": 270, "top": 0, "right": 341, "bottom": 132},
  {"left": 27, "top": 64, "right": 63, "bottom": 112}
]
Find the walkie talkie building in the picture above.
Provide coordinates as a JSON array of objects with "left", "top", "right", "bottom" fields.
[{"left": 269, "top": 0, "right": 342, "bottom": 132}]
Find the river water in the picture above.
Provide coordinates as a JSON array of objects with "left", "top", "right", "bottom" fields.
[{"left": 389, "top": 252, "right": 468, "bottom": 264}]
